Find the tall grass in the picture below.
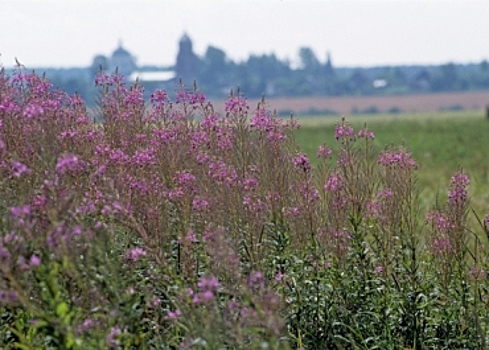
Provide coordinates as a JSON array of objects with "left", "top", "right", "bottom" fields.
[
  {"left": 295, "top": 112, "right": 489, "bottom": 225},
  {"left": 1, "top": 67, "right": 489, "bottom": 349}
]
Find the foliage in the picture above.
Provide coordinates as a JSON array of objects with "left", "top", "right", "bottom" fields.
[{"left": 1, "top": 67, "right": 489, "bottom": 349}]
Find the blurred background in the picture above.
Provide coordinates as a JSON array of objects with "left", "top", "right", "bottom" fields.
[{"left": 2, "top": 0, "right": 489, "bottom": 113}]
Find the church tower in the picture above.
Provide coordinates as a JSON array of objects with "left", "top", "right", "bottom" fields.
[{"left": 175, "top": 33, "right": 200, "bottom": 84}]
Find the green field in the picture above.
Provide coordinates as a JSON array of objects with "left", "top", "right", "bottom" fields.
[{"left": 294, "top": 110, "right": 489, "bottom": 219}]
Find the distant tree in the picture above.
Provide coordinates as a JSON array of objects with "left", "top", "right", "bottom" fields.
[
  {"left": 411, "top": 69, "right": 431, "bottom": 91},
  {"left": 349, "top": 69, "right": 371, "bottom": 94},
  {"left": 233, "top": 54, "right": 292, "bottom": 98},
  {"left": 200, "top": 46, "right": 229, "bottom": 91},
  {"left": 298, "top": 47, "right": 321, "bottom": 74},
  {"left": 431, "top": 63, "right": 459, "bottom": 91},
  {"left": 480, "top": 60, "right": 489, "bottom": 72},
  {"left": 204, "top": 46, "right": 227, "bottom": 71}
]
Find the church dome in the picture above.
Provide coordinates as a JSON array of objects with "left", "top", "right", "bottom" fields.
[
  {"left": 112, "top": 46, "right": 131, "bottom": 58},
  {"left": 110, "top": 41, "right": 137, "bottom": 76}
]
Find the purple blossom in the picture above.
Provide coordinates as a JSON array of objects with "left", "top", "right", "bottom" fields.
[
  {"left": 275, "top": 271, "right": 285, "bottom": 282},
  {"left": 58, "top": 129, "right": 78, "bottom": 140},
  {"left": 208, "top": 161, "right": 237, "bottom": 184},
  {"left": 324, "top": 174, "right": 343, "bottom": 192},
  {"left": 284, "top": 206, "right": 300, "bottom": 218},
  {"left": 10, "top": 205, "right": 31, "bottom": 217},
  {"left": 470, "top": 267, "right": 487, "bottom": 281},
  {"left": 242, "top": 196, "right": 267, "bottom": 213},
  {"left": 30, "top": 255, "right": 41, "bottom": 267},
  {"left": 432, "top": 237, "right": 452, "bottom": 256},
  {"left": 249, "top": 108, "right": 285, "bottom": 142},
  {"left": 174, "top": 170, "right": 196, "bottom": 186},
  {"left": 247, "top": 271, "right": 266, "bottom": 292},
  {"left": 225, "top": 95, "right": 249, "bottom": 113},
  {"left": 242, "top": 177, "right": 259, "bottom": 191},
  {"left": 75, "top": 318, "right": 98, "bottom": 334},
  {"left": 292, "top": 153, "right": 312, "bottom": 173},
  {"left": 0, "top": 244, "right": 11, "bottom": 263},
  {"left": 106, "top": 326, "right": 121, "bottom": 347},
  {"left": 364, "top": 200, "right": 381, "bottom": 219},
  {"left": 0, "top": 290, "right": 18, "bottom": 304},
  {"left": 334, "top": 123, "right": 354, "bottom": 141},
  {"left": 131, "top": 149, "right": 156, "bottom": 166},
  {"left": 23, "top": 104, "right": 44, "bottom": 119},
  {"left": 175, "top": 90, "right": 206, "bottom": 105},
  {"left": 125, "top": 247, "right": 146, "bottom": 262},
  {"left": 377, "top": 151, "right": 418, "bottom": 169},
  {"left": 192, "top": 197, "right": 209, "bottom": 212},
  {"left": 377, "top": 189, "right": 394, "bottom": 199},
  {"left": 150, "top": 89, "right": 167, "bottom": 104},
  {"left": 200, "top": 290, "right": 215, "bottom": 303},
  {"left": 56, "top": 154, "right": 83, "bottom": 174},
  {"left": 316, "top": 144, "right": 332, "bottom": 158},
  {"left": 12, "top": 161, "right": 30, "bottom": 178},
  {"left": 180, "top": 230, "right": 197, "bottom": 244},
  {"left": 167, "top": 309, "right": 181, "bottom": 320},
  {"left": 358, "top": 127, "right": 375, "bottom": 139},
  {"left": 426, "top": 211, "right": 453, "bottom": 232},
  {"left": 197, "top": 276, "right": 219, "bottom": 293},
  {"left": 447, "top": 170, "right": 469, "bottom": 207}
]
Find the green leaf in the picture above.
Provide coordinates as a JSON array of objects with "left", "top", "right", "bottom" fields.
[{"left": 56, "top": 302, "right": 69, "bottom": 318}]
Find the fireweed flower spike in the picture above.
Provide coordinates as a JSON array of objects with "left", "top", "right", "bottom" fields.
[
  {"left": 334, "top": 120, "right": 354, "bottom": 141},
  {"left": 447, "top": 170, "right": 469, "bottom": 208}
]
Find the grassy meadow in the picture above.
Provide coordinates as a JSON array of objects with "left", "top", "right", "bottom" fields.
[
  {"left": 3, "top": 68, "right": 489, "bottom": 349},
  {"left": 294, "top": 110, "right": 489, "bottom": 222}
]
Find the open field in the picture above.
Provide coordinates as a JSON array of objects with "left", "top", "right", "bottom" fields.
[
  {"left": 294, "top": 109, "right": 489, "bottom": 222},
  {"left": 213, "top": 90, "right": 489, "bottom": 116}
]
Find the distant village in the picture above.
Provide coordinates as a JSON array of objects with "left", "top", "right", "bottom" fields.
[{"left": 9, "top": 33, "right": 489, "bottom": 110}]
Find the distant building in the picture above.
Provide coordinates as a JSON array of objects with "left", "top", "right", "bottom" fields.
[
  {"left": 89, "top": 41, "right": 137, "bottom": 78},
  {"left": 110, "top": 41, "right": 137, "bottom": 77},
  {"left": 90, "top": 54, "right": 109, "bottom": 76},
  {"left": 175, "top": 33, "right": 201, "bottom": 84}
]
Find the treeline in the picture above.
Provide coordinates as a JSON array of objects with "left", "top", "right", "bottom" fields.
[
  {"left": 195, "top": 46, "right": 489, "bottom": 98},
  {"left": 18, "top": 46, "right": 489, "bottom": 104}
]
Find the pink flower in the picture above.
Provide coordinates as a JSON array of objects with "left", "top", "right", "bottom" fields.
[
  {"left": 447, "top": 170, "right": 469, "bottom": 207},
  {"left": 106, "top": 326, "right": 121, "bottom": 347},
  {"left": 167, "top": 309, "right": 182, "bottom": 320},
  {"left": 324, "top": 174, "right": 343, "bottom": 192},
  {"left": 197, "top": 276, "right": 219, "bottom": 293},
  {"left": 358, "top": 127, "right": 375, "bottom": 139},
  {"left": 12, "top": 161, "right": 30, "bottom": 178},
  {"left": 316, "top": 144, "right": 332, "bottom": 158},
  {"left": 275, "top": 271, "right": 285, "bottom": 282},
  {"left": 292, "top": 153, "right": 311, "bottom": 173},
  {"left": 334, "top": 124, "right": 354, "bottom": 140},
  {"left": 56, "top": 154, "right": 83, "bottom": 174},
  {"left": 29, "top": 255, "right": 41, "bottom": 267},
  {"left": 125, "top": 247, "right": 146, "bottom": 262}
]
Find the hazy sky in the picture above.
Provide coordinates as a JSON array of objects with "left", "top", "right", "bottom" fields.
[{"left": 2, "top": 0, "right": 489, "bottom": 69}]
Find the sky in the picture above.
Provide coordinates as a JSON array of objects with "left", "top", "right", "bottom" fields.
[{"left": 1, "top": 0, "right": 489, "bottom": 69}]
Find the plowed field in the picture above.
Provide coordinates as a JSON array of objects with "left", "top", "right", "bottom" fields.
[{"left": 214, "top": 90, "right": 489, "bottom": 115}]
